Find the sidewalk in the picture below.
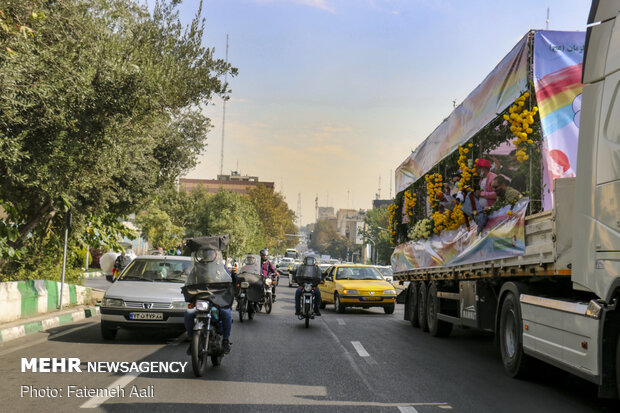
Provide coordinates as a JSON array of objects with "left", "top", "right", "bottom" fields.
[{"left": 0, "top": 305, "right": 100, "bottom": 344}]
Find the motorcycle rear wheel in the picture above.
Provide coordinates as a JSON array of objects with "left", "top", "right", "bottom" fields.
[
  {"left": 265, "top": 295, "right": 273, "bottom": 314},
  {"left": 191, "top": 331, "right": 208, "bottom": 377},
  {"left": 248, "top": 304, "right": 255, "bottom": 320},
  {"left": 305, "top": 315, "right": 310, "bottom": 328}
]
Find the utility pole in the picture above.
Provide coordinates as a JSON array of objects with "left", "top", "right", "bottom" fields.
[
  {"left": 389, "top": 170, "right": 392, "bottom": 199},
  {"left": 546, "top": 7, "right": 550, "bottom": 30},
  {"left": 315, "top": 194, "right": 318, "bottom": 221},
  {"left": 296, "top": 193, "right": 302, "bottom": 228},
  {"left": 219, "top": 34, "right": 229, "bottom": 176}
]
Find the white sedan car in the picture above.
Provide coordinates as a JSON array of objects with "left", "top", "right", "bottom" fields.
[{"left": 100, "top": 255, "right": 192, "bottom": 340}]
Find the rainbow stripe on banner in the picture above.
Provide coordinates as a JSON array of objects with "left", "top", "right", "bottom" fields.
[{"left": 533, "top": 31, "right": 584, "bottom": 210}]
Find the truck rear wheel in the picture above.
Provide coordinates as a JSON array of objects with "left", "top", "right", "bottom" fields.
[
  {"left": 418, "top": 282, "right": 429, "bottom": 332},
  {"left": 408, "top": 283, "right": 420, "bottom": 327},
  {"left": 499, "top": 293, "right": 532, "bottom": 378},
  {"left": 427, "top": 283, "right": 452, "bottom": 337}
]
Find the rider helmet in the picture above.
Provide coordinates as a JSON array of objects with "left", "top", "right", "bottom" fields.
[{"left": 260, "top": 249, "right": 268, "bottom": 260}]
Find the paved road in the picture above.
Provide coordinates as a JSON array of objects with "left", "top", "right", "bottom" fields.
[
  {"left": 1, "top": 280, "right": 618, "bottom": 412},
  {"left": 84, "top": 276, "right": 113, "bottom": 291}
]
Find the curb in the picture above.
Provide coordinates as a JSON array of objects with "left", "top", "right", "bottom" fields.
[
  {"left": 82, "top": 271, "right": 104, "bottom": 279},
  {"left": 0, "top": 280, "right": 92, "bottom": 323},
  {"left": 0, "top": 306, "right": 100, "bottom": 344}
]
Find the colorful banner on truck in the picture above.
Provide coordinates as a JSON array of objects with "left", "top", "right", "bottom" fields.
[
  {"left": 391, "top": 198, "right": 528, "bottom": 272},
  {"left": 395, "top": 35, "right": 529, "bottom": 193},
  {"left": 533, "top": 31, "right": 585, "bottom": 211}
]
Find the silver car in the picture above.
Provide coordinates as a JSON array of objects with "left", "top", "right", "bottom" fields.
[
  {"left": 376, "top": 266, "right": 394, "bottom": 283},
  {"left": 100, "top": 255, "right": 192, "bottom": 340}
]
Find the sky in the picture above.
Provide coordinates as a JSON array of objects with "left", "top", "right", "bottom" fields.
[{"left": 178, "top": 0, "right": 591, "bottom": 226}]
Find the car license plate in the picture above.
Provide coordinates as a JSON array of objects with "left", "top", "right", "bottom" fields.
[
  {"left": 362, "top": 296, "right": 381, "bottom": 301},
  {"left": 129, "top": 312, "right": 163, "bottom": 320}
]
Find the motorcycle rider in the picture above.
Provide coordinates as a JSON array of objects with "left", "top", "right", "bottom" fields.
[
  {"left": 294, "top": 256, "right": 323, "bottom": 316},
  {"left": 260, "top": 249, "right": 278, "bottom": 301},
  {"left": 184, "top": 246, "right": 233, "bottom": 355}
]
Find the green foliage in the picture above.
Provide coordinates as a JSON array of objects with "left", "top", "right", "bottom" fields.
[
  {"left": 185, "top": 189, "right": 265, "bottom": 258},
  {"left": 77, "top": 214, "right": 137, "bottom": 252},
  {"left": 135, "top": 207, "right": 183, "bottom": 251},
  {"left": 247, "top": 185, "right": 297, "bottom": 250},
  {"left": 363, "top": 207, "right": 393, "bottom": 265},
  {"left": 309, "top": 218, "right": 353, "bottom": 260},
  {"left": 0, "top": 0, "right": 234, "bottom": 279}
]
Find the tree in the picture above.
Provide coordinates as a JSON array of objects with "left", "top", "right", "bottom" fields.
[
  {"left": 0, "top": 1, "right": 235, "bottom": 277},
  {"left": 187, "top": 190, "right": 265, "bottom": 258},
  {"left": 135, "top": 208, "right": 183, "bottom": 251},
  {"left": 310, "top": 218, "right": 343, "bottom": 257},
  {"left": 247, "top": 185, "right": 297, "bottom": 251},
  {"left": 364, "top": 207, "right": 393, "bottom": 265}
]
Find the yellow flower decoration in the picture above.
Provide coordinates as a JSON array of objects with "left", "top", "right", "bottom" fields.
[
  {"left": 404, "top": 190, "right": 417, "bottom": 218},
  {"left": 387, "top": 203, "right": 400, "bottom": 246},
  {"left": 425, "top": 173, "right": 443, "bottom": 212},
  {"left": 506, "top": 91, "right": 538, "bottom": 163}
]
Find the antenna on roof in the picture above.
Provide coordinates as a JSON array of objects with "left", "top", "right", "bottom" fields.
[{"left": 546, "top": 7, "right": 550, "bottom": 30}]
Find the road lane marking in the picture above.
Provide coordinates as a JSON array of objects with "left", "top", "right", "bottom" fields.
[
  {"left": 337, "top": 318, "right": 346, "bottom": 325},
  {"left": 351, "top": 341, "right": 369, "bottom": 357},
  {"left": 398, "top": 406, "right": 419, "bottom": 413},
  {"left": 322, "top": 318, "right": 379, "bottom": 398},
  {"left": 80, "top": 372, "right": 140, "bottom": 408},
  {"left": 438, "top": 406, "right": 453, "bottom": 409},
  {"left": 0, "top": 321, "right": 99, "bottom": 357},
  {"left": 364, "top": 356, "right": 378, "bottom": 365}
]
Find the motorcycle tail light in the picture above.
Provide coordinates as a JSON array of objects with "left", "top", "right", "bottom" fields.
[{"left": 188, "top": 303, "right": 194, "bottom": 309}]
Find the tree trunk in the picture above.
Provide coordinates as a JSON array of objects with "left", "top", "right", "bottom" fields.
[{"left": 11, "top": 201, "right": 55, "bottom": 248}]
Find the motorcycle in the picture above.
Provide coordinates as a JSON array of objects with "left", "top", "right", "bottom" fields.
[
  {"left": 263, "top": 276, "right": 274, "bottom": 314},
  {"left": 182, "top": 234, "right": 234, "bottom": 378},
  {"left": 236, "top": 281, "right": 255, "bottom": 322},
  {"left": 189, "top": 296, "right": 225, "bottom": 377},
  {"left": 298, "top": 282, "right": 315, "bottom": 328}
]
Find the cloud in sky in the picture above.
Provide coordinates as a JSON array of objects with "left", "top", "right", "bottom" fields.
[{"left": 252, "top": 0, "right": 336, "bottom": 13}]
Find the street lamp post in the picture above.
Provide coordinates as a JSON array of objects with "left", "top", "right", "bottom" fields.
[
  {"left": 366, "top": 237, "right": 376, "bottom": 265},
  {"left": 375, "top": 226, "right": 389, "bottom": 265}
]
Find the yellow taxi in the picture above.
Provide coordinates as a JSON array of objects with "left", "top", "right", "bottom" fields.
[{"left": 318, "top": 264, "right": 397, "bottom": 314}]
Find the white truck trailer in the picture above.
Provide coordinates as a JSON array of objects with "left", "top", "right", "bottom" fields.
[{"left": 393, "top": 1, "right": 620, "bottom": 397}]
